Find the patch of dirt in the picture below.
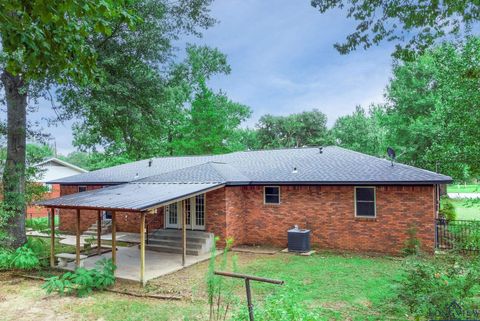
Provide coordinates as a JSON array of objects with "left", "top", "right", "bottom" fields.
[
  {"left": 139, "top": 252, "right": 271, "bottom": 299},
  {"left": 0, "top": 278, "right": 81, "bottom": 321}
]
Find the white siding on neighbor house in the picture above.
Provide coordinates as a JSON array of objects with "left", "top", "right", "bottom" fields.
[{"left": 36, "top": 161, "right": 87, "bottom": 183}]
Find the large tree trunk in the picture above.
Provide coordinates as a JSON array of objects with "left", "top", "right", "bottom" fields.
[{"left": 1, "top": 70, "right": 27, "bottom": 248}]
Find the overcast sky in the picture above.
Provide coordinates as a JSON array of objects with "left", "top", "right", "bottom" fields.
[{"left": 28, "top": 0, "right": 395, "bottom": 154}]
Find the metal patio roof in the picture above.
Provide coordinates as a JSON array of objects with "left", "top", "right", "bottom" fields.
[{"left": 36, "top": 182, "right": 224, "bottom": 211}]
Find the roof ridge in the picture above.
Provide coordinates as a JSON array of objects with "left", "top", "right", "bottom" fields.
[{"left": 333, "top": 146, "right": 450, "bottom": 178}]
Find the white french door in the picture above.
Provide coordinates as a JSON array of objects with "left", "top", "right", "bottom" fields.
[
  {"left": 165, "top": 194, "right": 205, "bottom": 230},
  {"left": 165, "top": 202, "right": 179, "bottom": 228}
]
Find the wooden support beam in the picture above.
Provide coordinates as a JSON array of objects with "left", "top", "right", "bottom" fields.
[
  {"left": 75, "top": 208, "right": 81, "bottom": 268},
  {"left": 50, "top": 208, "right": 55, "bottom": 268},
  {"left": 181, "top": 201, "right": 186, "bottom": 266},
  {"left": 140, "top": 212, "right": 146, "bottom": 286},
  {"left": 111, "top": 211, "right": 117, "bottom": 268},
  {"left": 97, "top": 210, "right": 102, "bottom": 255}
]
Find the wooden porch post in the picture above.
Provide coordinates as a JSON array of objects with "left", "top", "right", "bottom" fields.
[
  {"left": 111, "top": 211, "right": 117, "bottom": 268},
  {"left": 97, "top": 210, "right": 102, "bottom": 255},
  {"left": 182, "top": 201, "right": 186, "bottom": 267},
  {"left": 75, "top": 208, "right": 81, "bottom": 268},
  {"left": 50, "top": 208, "right": 55, "bottom": 268},
  {"left": 140, "top": 212, "right": 146, "bottom": 285}
]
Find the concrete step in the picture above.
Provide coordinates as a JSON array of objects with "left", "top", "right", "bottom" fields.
[
  {"left": 149, "top": 235, "right": 208, "bottom": 243},
  {"left": 147, "top": 239, "right": 203, "bottom": 249},
  {"left": 146, "top": 244, "right": 200, "bottom": 256}
]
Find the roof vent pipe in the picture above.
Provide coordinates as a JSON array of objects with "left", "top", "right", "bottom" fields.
[
  {"left": 319, "top": 147, "right": 323, "bottom": 154},
  {"left": 292, "top": 167, "right": 298, "bottom": 174},
  {"left": 148, "top": 159, "right": 153, "bottom": 167}
]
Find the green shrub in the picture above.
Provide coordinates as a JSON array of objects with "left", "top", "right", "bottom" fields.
[
  {"left": 231, "top": 286, "right": 321, "bottom": 321},
  {"left": 26, "top": 216, "right": 58, "bottom": 233},
  {"left": 440, "top": 198, "right": 457, "bottom": 221},
  {"left": 396, "top": 254, "right": 480, "bottom": 320},
  {"left": 0, "top": 249, "right": 13, "bottom": 270},
  {"left": 10, "top": 245, "right": 40, "bottom": 270},
  {"left": 0, "top": 245, "right": 40, "bottom": 270},
  {"left": 43, "top": 258, "right": 116, "bottom": 297}
]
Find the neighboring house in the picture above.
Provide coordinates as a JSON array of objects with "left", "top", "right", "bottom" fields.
[
  {"left": 38, "top": 147, "right": 451, "bottom": 255},
  {"left": 27, "top": 158, "right": 88, "bottom": 219}
]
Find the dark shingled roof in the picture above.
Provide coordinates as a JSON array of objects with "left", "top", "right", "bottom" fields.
[
  {"left": 49, "top": 146, "right": 452, "bottom": 185},
  {"left": 37, "top": 146, "right": 451, "bottom": 211}
]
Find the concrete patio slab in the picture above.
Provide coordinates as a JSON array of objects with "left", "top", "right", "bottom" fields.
[{"left": 60, "top": 246, "right": 213, "bottom": 283}]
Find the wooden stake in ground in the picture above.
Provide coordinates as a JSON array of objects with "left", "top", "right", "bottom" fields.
[{"left": 214, "top": 271, "right": 284, "bottom": 321}]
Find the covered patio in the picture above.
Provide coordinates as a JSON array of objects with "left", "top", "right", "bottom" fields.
[
  {"left": 37, "top": 181, "right": 224, "bottom": 285},
  {"left": 62, "top": 246, "right": 213, "bottom": 282}
]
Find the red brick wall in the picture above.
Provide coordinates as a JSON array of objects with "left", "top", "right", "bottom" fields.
[
  {"left": 56, "top": 183, "right": 436, "bottom": 254},
  {"left": 205, "top": 188, "right": 227, "bottom": 243},
  {"left": 27, "top": 183, "right": 61, "bottom": 219},
  {"left": 222, "top": 185, "right": 436, "bottom": 255}
]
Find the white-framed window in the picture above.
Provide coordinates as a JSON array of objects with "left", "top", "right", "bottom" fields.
[
  {"left": 78, "top": 185, "right": 87, "bottom": 192},
  {"left": 355, "top": 186, "right": 376, "bottom": 218},
  {"left": 264, "top": 186, "right": 280, "bottom": 204},
  {"left": 43, "top": 183, "right": 53, "bottom": 192}
]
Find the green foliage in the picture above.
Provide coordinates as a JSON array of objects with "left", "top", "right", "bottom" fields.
[
  {"left": 0, "top": 244, "right": 40, "bottom": 270},
  {"left": 55, "top": 1, "right": 220, "bottom": 160},
  {"left": 0, "top": 0, "right": 139, "bottom": 83},
  {"left": 382, "top": 37, "right": 480, "bottom": 179},
  {"left": 43, "top": 258, "right": 116, "bottom": 297},
  {"left": 173, "top": 79, "right": 252, "bottom": 156},
  {"left": 331, "top": 105, "right": 386, "bottom": 156},
  {"left": 256, "top": 109, "right": 330, "bottom": 149},
  {"left": 310, "top": 0, "right": 479, "bottom": 60},
  {"left": 26, "top": 217, "right": 57, "bottom": 233},
  {"left": 448, "top": 221, "right": 480, "bottom": 252},
  {"left": 440, "top": 197, "right": 457, "bottom": 221},
  {"left": 231, "top": 286, "right": 322, "bottom": 321},
  {"left": 402, "top": 224, "right": 421, "bottom": 256},
  {"left": 206, "top": 237, "right": 239, "bottom": 321},
  {"left": 397, "top": 254, "right": 480, "bottom": 320}
]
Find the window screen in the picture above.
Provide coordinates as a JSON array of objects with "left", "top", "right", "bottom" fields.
[
  {"left": 264, "top": 186, "right": 280, "bottom": 204},
  {"left": 355, "top": 187, "right": 376, "bottom": 217},
  {"left": 78, "top": 186, "right": 87, "bottom": 192}
]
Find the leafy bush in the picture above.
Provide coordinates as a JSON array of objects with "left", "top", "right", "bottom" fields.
[
  {"left": 440, "top": 197, "right": 457, "bottom": 221},
  {"left": 231, "top": 286, "right": 321, "bottom": 321},
  {"left": 0, "top": 249, "right": 13, "bottom": 270},
  {"left": 0, "top": 245, "right": 40, "bottom": 270},
  {"left": 43, "top": 258, "right": 116, "bottom": 297},
  {"left": 26, "top": 216, "right": 58, "bottom": 233},
  {"left": 396, "top": 254, "right": 480, "bottom": 320}
]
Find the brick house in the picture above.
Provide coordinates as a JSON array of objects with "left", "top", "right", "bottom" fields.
[
  {"left": 39, "top": 146, "right": 451, "bottom": 255},
  {"left": 27, "top": 158, "right": 87, "bottom": 219}
]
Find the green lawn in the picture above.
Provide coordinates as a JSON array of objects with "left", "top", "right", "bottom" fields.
[
  {"left": 447, "top": 184, "right": 480, "bottom": 193},
  {"left": 66, "top": 253, "right": 406, "bottom": 321},
  {"left": 451, "top": 199, "right": 480, "bottom": 220}
]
